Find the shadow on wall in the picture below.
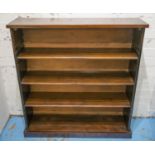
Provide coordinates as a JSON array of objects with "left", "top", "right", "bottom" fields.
[
  {"left": 131, "top": 53, "right": 149, "bottom": 131},
  {"left": 133, "top": 51, "right": 150, "bottom": 117},
  {"left": 0, "top": 68, "right": 9, "bottom": 134},
  {"left": 150, "top": 85, "right": 155, "bottom": 116}
]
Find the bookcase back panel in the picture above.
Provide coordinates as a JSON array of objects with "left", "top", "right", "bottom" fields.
[
  {"left": 23, "top": 28, "right": 133, "bottom": 48},
  {"left": 29, "top": 85, "right": 126, "bottom": 92},
  {"left": 30, "top": 107, "right": 127, "bottom": 116},
  {"left": 26, "top": 59, "right": 129, "bottom": 72}
]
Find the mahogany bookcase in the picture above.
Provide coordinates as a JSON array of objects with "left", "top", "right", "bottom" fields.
[{"left": 7, "top": 18, "right": 148, "bottom": 138}]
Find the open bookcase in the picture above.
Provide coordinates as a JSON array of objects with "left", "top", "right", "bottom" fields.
[{"left": 7, "top": 18, "right": 148, "bottom": 138}]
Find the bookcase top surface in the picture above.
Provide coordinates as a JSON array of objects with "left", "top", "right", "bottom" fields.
[{"left": 7, "top": 17, "right": 149, "bottom": 29}]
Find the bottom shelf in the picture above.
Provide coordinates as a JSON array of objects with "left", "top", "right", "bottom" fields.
[{"left": 25, "top": 115, "right": 131, "bottom": 138}]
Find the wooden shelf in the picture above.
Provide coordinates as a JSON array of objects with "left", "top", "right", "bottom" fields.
[
  {"left": 21, "top": 71, "right": 134, "bottom": 86},
  {"left": 18, "top": 48, "right": 138, "bottom": 60},
  {"left": 24, "top": 42, "right": 132, "bottom": 49},
  {"left": 25, "top": 92, "right": 130, "bottom": 108},
  {"left": 25, "top": 115, "right": 130, "bottom": 137}
]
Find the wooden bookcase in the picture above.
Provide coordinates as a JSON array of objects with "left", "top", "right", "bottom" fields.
[{"left": 7, "top": 18, "right": 148, "bottom": 138}]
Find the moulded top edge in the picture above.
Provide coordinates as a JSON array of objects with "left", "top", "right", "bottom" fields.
[{"left": 6, "top": 17, "right": 149, "bottom": 29}]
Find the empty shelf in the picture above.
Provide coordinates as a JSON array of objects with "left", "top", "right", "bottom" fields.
[
  {"left": 21, "top": 71, "right": 134, "bottom": 86},
  {"left": 25, "top": 92, "right": 130, "bottom": 108},
  {"left": 25, "top": 115, "right": 130, "bottom": 137},
  {"left": 18, "top": 48, "right": 138, "bottom": 60}
]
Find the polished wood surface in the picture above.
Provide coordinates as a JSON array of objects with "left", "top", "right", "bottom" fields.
[
  {"left": 7, "top": 17, "right": 149, "bottom": 28},
  {"left": 25, "top": 92, "right": 130, "bottom": 108},
  {"left": 23, "top": 28, "right": 133, "bottom": 49},
  {"left": 26, "top": 59, "right": 130, "bottom": 72},
  {"left": 27, "top": 115, "right": 129, "bottom": 134},
  {"left": 31, "top": 107, "right": 126, "bottom": 115},
  {"left": 30, "top": 85, "right": 126, "bottom": 93},
  {"left": 19, "top": 48, "right": 135, "bottom": 72},
  {"left": 24, "top": 42, "right": 132, "bottom": 48},
  {"left": 7, "top": 18, "right": 148, "bottom": 137},
  {"left": 21, "top": 71, "right": 134, "bottom": 86},
  {"left": 18, "top": 48, "right": 138, "bottom": 60}
]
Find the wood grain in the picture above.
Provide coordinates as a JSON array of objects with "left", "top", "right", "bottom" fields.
[
  {"left": 24, "top": 42, "right": 132, "bottom": 48},
  {"left": 31, "top": 107, "right": 127, "bottom": 116},
  {"left": 7, "top": 17, "right": 148, "bottom": 137},
  {"left": 7, "top": 17, "right": 149, "bottom": 28},
  {"left": 18, "top": 48, "right": 138, "bottom": 60},
  {"left": 26, "top": 59, "right": 130, "bottom": 72},
  {"left": 23, "top": 28, "right": 133, "bottom": 49},
  {"left": 25, "top": 92, "right": 130, "bottom": 108},
  {"left": 30, "top": 85, "right": 126, "bottom": 93},
  {"left": 19, "top": 48, "right": 137, "bottom": 72},
  {"left": 27, "top": 115, "right": 129, "bottom": 133},
  {"left": 21, "top": 71, "right": 134, "bottom": 86}
]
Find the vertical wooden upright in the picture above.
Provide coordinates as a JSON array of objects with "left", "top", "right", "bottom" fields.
[{"left": 7, "top": 18, "right": 149, "bottom": 138}]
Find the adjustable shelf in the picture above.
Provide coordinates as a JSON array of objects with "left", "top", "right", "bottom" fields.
[
  {"left": 18, "top": 48, "right": 138, "bottom": 60},
  {"left": 7, "top": 17, "right": 148, "bottom": 138},
  {"left": 25, "top": 92, "right": 130, "bottom": 108},
  {"left": 21, "top": 71, "right": 134, "bottom": 86}
]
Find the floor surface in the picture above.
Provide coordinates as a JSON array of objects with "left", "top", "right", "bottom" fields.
[{"left": 0, "top": 116, "right": 155, "bottom": 141}]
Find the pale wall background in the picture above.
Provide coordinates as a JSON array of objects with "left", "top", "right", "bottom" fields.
[{"left": 0, "top": 14, "right": 155, "bottom": 131}]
